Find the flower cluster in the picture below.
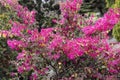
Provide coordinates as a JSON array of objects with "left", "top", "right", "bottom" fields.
[
  {"left": 63, "top": 37, "right": 111, "bottom": 59},
  {"left": 82, "top": 9, "right": 120, "bottom": 35},
  {"left": 3, "top": 0, "right": 36, "bottom": 25},
  {"left": 11, "top": 22, "right": 27, "bottom": 36},
  {"left": 60, "top": 0, "right": 82, "bottom": 13},
  {"left": 7, "top": 39, "right": 26, "bottom": 50}
]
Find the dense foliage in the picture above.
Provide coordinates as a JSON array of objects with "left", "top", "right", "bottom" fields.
[
  {"left": 0, "top": 0, "right": 120, "bottom": 80},
  {"left": 80, "top": 0, "right": 107, "bottom": 16}
]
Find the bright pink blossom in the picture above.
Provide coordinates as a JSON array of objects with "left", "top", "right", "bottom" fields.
[
  {"left": 82, "top": 9, "right": 120, "bottom": 35},
  {"left": 30, "top": 73, "right": 38, "bottom": 80},
  {"left": 17, "top": 66, "right": 24, "bottom": 73},
  {"left": 48, "top": 35, "right": 63, "bottom": 50},
  {"left": 40, "top": 28, "right": 54, "bottom": 42},
  {"left": 4, "top": 0, "right": 36, "bottom": 25},
  {"left": 16, "top": 50, "right": 26, "bottom": 60},
  {"left": 11, "top": 22, "right": 26, "bottom": 36},
  {"left": 7, "top": 39, "right": 26, "bottom": 50}
]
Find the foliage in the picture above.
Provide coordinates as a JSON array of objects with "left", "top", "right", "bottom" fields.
[
  {"left": 106, "top": 0, "right": 120, "bottom": 8},
  {"left": 113, "top": 0, "right": 120, "bottom": 8},
  {"left": 80, "top": 0, "right": 107, "bottom": 16},
  {"left": 106, "top": 0, "right": 115, "bottom": 8},
  {"left": 0, "top": 4, "right": 14, "bottom": 30},
  {"left": 112, "top": 22, "right": 120, "bottom": 41},
  {"left": 0, "top": 0, "right": 120, "bottom": 80}
]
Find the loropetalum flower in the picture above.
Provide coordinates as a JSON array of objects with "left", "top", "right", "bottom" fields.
[
  {"left": 3, "top": 0, "right": 36, "bottom": 25},
  {"left": 82, "top": 9, "right": 120, "bottom": 35},
  {"left": 7, "top": 39, "right": 27, "bottom": 50},
  {"left": 30, "top": 73, "right": 38, "bottom": 80},
  {"left": 58, "top": 0, "right": 83, "bottom": 26},
  {"left": 63, "top": 37, "right": 111, "bottom": 59},
  {"left": 29, "top": 29, "right": 42, "bottom": 42},
  {"left": 11, "top": 22, "right": 27, "bottom": 36},
  {"left": 16, "top": 50, "right": 26, "bottom": 60},
  {"left": 17, "top": 65, "right": 24, "bottom": 74},
  {"left": 60, "top": 0, "right": 82, "bottom": 13},
  {"left": 63, "top": 39, "right": 84, "bottom": 59},
  {"left": 40, "top": 28, "right": 54, "bottom": 42},
  {"left": 48, "top": 35, "right": 63, "bottom": 50},
  {"left": 107, "top": 50, "right": 120, "bottom": 74},
  {"left": 17, "top": 51, "right": 33, "bottom": 73},
  {"left": 16, "top": 7, "right": 36, "bottom": 25}
]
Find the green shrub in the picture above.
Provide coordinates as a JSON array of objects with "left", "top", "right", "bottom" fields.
[
  {"left": 106, "top": 0, "right": 115, "bottom": 8},
  {"left": 112, "top": 22, "right": 120, "bottom": 41}
]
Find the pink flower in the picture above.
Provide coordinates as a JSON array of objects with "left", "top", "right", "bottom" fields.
[
  {"left": 40, "top": 28, "right": 54, "bottom": 42},
  {"left": 52, "top": 53, "right": 60, "bottom": 60},
  {"left": 63, "top": 38, "right": 84, "bottom": 59},
  {"left": 60, "top": 0, "right": 82, "bottom": 13},
  {"left": 7, "top": 39, "right": 26, "bottom": 50},
  {"left": 5, "top": 0, "right": 36, "bottom": 25},
  {"left": 11, "top": 22, "right": 26, "bottom": 36},
  {"left": 30, "top": 73, "right": 38, "bottom": 80},
  {"left": 82, "top": 26, "right": 95, "bottom": 35},
  {"left": 48, "top": 35, "right": 63, "bottom": 50},
  {"left": 52, "top": 19, "right": 57, "bottom": 23},
  {"left": 109, "top": 69, "right": 118, "bottom": 73},
  {"left": 10, "top": 72, "right": 16, "bottom": 77},
  {"left": 82, "top": 9, "right": 120, "bottom": 35},
  {"left": 24, "top": 63, "right": 31, "bottom": 71},
  {"left": 29, "top": 29, "right": 41, "bottom": 42},
  {"left": 16, "top": 50, "right": 26, "bottom": 60},
  {"left": 17, "top": 66, "right": 24, "bottom": 73}
]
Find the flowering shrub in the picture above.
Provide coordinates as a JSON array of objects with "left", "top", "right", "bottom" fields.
[{"left": 0, "top": 0, "right": 120, "bottom": 80}]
